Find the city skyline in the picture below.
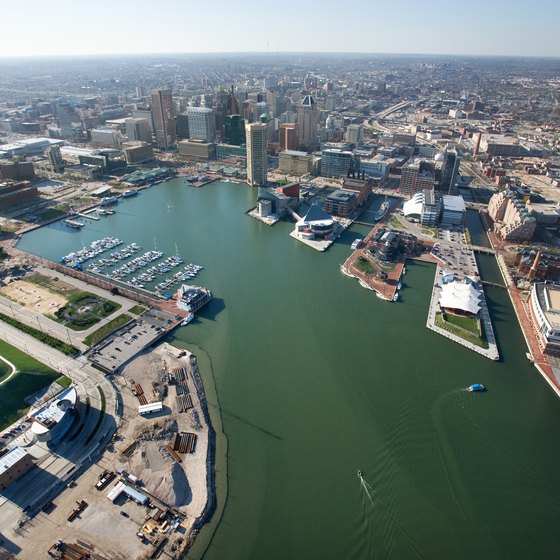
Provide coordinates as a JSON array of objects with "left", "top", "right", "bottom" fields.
[{"left": 1, "top": 0, "right": 560, "bottom": 59}]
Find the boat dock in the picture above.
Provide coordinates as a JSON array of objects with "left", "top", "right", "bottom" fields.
[{"left": 78, "top": 211, "right": 100, "bottom": 221}]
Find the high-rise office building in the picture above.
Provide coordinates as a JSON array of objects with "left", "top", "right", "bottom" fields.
[
  {"left": 246, "top": 122, "right": 268, "bottom": 186},
  {"left": 46, "top": 145, "right": 64, "bottom": 173},
  {"left": 345, "top": 124, "right": 364, "bottom": 145},
  {"left": 224, "top": 115, "right": 246, "bottom": 146},
  {"left": 297, "top": 95, "right": 318, "bottom": 150},
  {"left": 279, "top": 123, "right": 299, "bottom": 151},
  {"left": 151, "top": 89, "right": 176, "bottom": 149},
  {"left": 125, "top": 118, "right": 152, "bottom": 144},
  {"left": 440, "top": 149, "right": 460, "bottom": 195},
  {"left": 186, "top": 107, "right": 216, "bottom": 142},
  {"left": 399, "top": 159, "right": 435, "bottom": 196}
]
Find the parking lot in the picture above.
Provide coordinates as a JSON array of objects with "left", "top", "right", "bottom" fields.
[{"left": 87, "top": 308, "right": 180, "bottom": 374}]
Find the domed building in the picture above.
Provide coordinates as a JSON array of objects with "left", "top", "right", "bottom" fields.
[{"left": 30, "top": 387, "right": 78, "bottom": 444}]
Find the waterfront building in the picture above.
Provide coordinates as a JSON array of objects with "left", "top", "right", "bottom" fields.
[
  {"left": 439, "top": 280, "right": 481, "bottom": 317},
  {"left": 323, "top": 189, "right": 358, "bottom": 217},
  {"left": 175, "top": 114, "right": 190, "bottom": 139},
  {"left": 0, "top": 447, "right": 34, "bottom": 491},
  {"left": 342, "top": 176, "right": 373, "bottom": 206},
  {"left": 246, "top": 122, "right": 268, "bottom": 186},
  {"left": 278, "top": 150, "right": 313, "bottom": 176},
  {"left": 487, "top": 190, "right": 536, "bottom": 241},
  {"left": 295, "top": 204, "right": 335, "bottom": 240},
  {"left": 151, "top": 89, "right": 176, "bottom": 149},
  {"left": 215, "top": 143, "right": 246, "bottom": 162},
  {"left": 399, "top": 159, "right": 435, "bottom": 196},
  {"left": 122, "top": 141, "right": 154, "bottom": 165},
  {"left": 29, "top": 387, "right": 78, "bottom": 444},
  {"left": 279, "top": 123, "right": 299, "bottom": 151},
  {"left": 125, "top": 117, "right": 152, "bottom": 144},
  {"left": 441, "top": 195, "right": 466, "bottom": 227},
  {"left": 224, "top": 115, "right": 246, "bottom": 145},
  {"left": 297, "top": 95, "right": 319, "bottom": 150},
  {"left": 186, "top": 107, "right": 216, "bottom": 142},
  {"left": 321, "top": 149, "right": 354, "bottom": 178},
  {"left": 403, "top": 189, "right": 441, "bottom": 226},
  {"left": 0, "top": 181, "right": 39, "bottom": 209},
  {"left": 528, "top": 282, "right": 560, "bottom": 356},
  {"left": 177, "top": 139, "right": 215, "bottom": 161}
]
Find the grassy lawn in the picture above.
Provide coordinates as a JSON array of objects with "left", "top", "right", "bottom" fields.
[
  {"left": 84, "top": 314, "right": 133, "bottom": 346},
  {"left": 56, "top": 375, "right": 72, "bottom": 388},
  {"left": 54, "top": 291, "right": 121, "bottom": 331},
  {"left": 390, "top": 216, "right": 404, "bottom": 229},
  {"left": 436, "top": 313, "right": 489, "bottom": 349},
  {"left": 445, "top": 313, "right": 481, "bottom": 336},
  {"left": 421, "top": 227, "right": 438, "bottom": 238},
  {"left": 129, "top": 304, "right": 148, "bottom": 315},
  {"left": 0, "top": 360, "right": 11, "bottom": 383},
  {"left": 355, "top": 257, "right": 376, "bottom": 274},
  {"left": 36, "top": 208, "right": 67, "bottom": 221},
  {"left": 0, "top": 312, "right": 78, "bottom": 355},
  {"left": 0, "top": 339, "right": 59, "bottom": 430}
]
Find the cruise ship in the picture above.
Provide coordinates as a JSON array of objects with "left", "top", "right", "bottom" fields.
[
  {"left": 176, "top": 284, "right": 212, "bottom": 313},
  {"left": 99, "top": 196, "right": 119, "bottom": 206}
]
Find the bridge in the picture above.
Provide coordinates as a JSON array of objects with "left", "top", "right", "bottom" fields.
[
  {"left": 480, "top": 280, "right": 506, "bottom": 289},
  {"left": 472, "top": 245, "right": 496, "bottom": 255},
  {"left": 285, "top": 207, "right": 302, "bottom": 222}
]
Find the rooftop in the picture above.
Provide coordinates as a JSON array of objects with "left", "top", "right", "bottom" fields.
[{"left": 0, "top": 447, "right": 29, "bottom": 472}]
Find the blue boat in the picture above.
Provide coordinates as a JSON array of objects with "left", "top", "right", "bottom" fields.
[{"left": 469, "top": 383, "right": 486, "bottom": 392}]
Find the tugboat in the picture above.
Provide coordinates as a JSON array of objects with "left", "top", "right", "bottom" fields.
[{"left": 469, "top": 383, "right": 486, "bottom": 392}]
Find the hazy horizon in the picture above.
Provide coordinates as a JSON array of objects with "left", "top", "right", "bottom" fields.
[{"left": 1, "top": 0, "right": 559, "bottom": 59}]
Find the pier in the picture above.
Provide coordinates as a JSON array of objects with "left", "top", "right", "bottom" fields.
[{"left": 78, "top": 211, "right": 100, "bottom": 221}]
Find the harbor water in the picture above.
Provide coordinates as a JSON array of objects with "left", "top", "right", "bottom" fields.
[{"left": 18, "top": 180, "right": 560, "bottom": 559}]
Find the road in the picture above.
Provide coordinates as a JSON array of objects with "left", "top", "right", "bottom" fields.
[{"left": 0, "top": 318, "right": 119, "bottom": 532}]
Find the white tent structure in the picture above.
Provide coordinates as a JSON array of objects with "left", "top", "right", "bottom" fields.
[{"left": 439, "top": 281, "right": 481, "bottom": 316}]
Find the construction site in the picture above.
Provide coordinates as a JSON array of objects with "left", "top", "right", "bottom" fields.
[{"left": 6, "top": 343, "right": 213, "bottom": 560}]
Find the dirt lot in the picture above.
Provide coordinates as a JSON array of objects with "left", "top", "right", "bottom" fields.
[
  {"left": 0, "top": 279, "right": 68, "bottom": 314},
  {"left": 10, "top": 342, "right": 211, "bottom": 560}
]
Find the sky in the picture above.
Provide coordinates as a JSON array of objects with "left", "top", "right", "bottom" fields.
[{"left": 1, "top": 0, "right": 559, "bottom": 58}]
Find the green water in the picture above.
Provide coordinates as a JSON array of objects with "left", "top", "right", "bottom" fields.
[{"left": 18, "top": 181, "right": 560, "bottom": 559}]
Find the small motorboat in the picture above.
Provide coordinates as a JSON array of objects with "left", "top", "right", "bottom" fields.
[
  {"left": 181, "top": 313, "right": 194, "bottom": 326},
  {"left": 357, "top": 469, "right": 363, "bottom": 479},
  {"left": 469, "top": 383, "right": 486, "bottom": 392}
]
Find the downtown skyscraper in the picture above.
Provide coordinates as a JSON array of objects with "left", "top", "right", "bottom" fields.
[
  {"left": 151, "top": 89, "right": 176, "bottom": 149},
  {"left": 245, "top": 122, "right": 268, "bottom": 186}
]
